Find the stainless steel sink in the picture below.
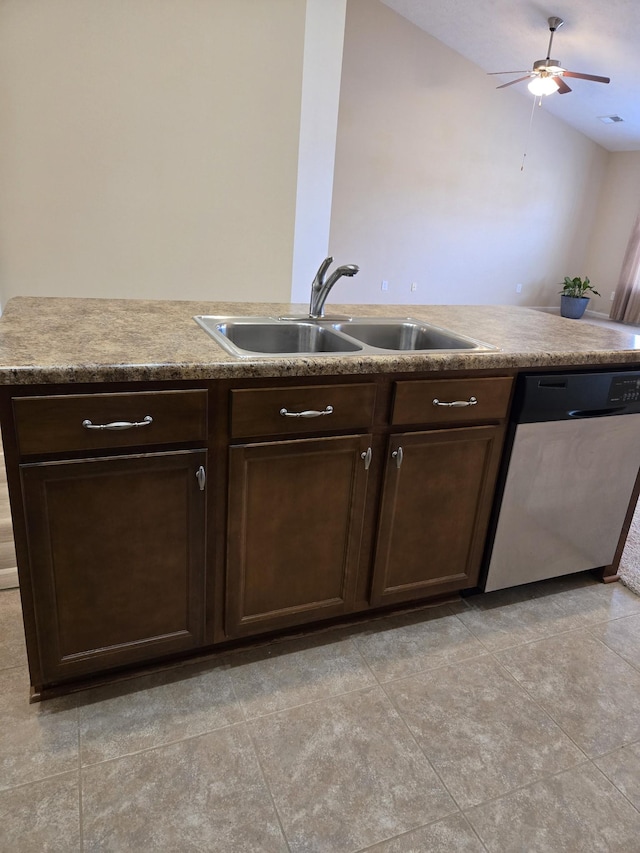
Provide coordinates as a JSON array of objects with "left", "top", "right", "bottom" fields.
[
  {"left": 330, "top": 319, "right": 488, "bottom": 351},
  {"left": 194, "top": 317, "right": 362, "bottom": 357},
  {"left": 194, "top": 315, "right": 497, "bottom": 357}
]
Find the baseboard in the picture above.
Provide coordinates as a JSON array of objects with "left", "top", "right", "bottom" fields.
[
  {"left": 533, "top": 306, "right": 612, "bottom": 321},
  {"left": 0, "top": 566, "right": 18, "bottom": 589}
]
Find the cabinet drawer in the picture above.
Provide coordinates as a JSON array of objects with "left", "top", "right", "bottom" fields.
[
  {"left": 13, "top": 389, "right": 208, "bottom": 455},
  {"left": 392, "top": 377, "right": 513, "bottom": 426},
  {"left": 230, "top": 383, "right": 376, "bottom": 438}
]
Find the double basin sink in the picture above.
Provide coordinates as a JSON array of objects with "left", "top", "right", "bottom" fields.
[{"left": 194, "top": 315, "right": 498, "bottom": 358}]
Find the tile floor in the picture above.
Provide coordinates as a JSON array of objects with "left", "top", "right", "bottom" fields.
[{"left": 3, "top": 574, "right": 640, "bottom": 851}]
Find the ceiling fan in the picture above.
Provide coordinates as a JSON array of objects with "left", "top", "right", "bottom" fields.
[{"left": 489, "top": 16, "right": 610, "bottom": 97}]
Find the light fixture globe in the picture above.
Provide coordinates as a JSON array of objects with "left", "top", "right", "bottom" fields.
[{"left": 528, "top": 75, "right": 560, "bottom": 96}]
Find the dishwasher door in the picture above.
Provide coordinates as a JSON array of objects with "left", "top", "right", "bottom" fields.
[{"left": 484, "top": 412, "right": 640, "bottom": 592}]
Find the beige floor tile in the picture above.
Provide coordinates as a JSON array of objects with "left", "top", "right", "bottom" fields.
[
  {"left": 353, "top": 605, "right": 486, "bottom": 682},
  {"left": 0, "top": 668, "right": 78, "bottom": 791},
  {"left": 361, "top": 814, "right": 485, "bottom": 852},
  {"left": 250, "top": 686, "right": 455, "bottom": 852},
  {"left": 228, "top": 631, "right": 376, "bottom": 718},
  {"left": 456, "top": 587, "right": 586, "bottom": 651},
  {"left": 385, "top": 656, "right": 584, "bottom": 809},
  {"left": 0, "top": 518, "right": 15, "bottom": 542},
  {"left": 496, "top": 629, "right": 640, "bottom": 757},
  {"left": 79, "top": 659, "right": 243, "bottom": 765},
  {"left": 0, "top": 538, "right": 16, "bottom": 570},
  {"left": 580, "top": 579, "right": 640, "bottom": 620},
  {"left": 466, "top": 762, "right": 640, "bottom": 852},
  {"left": 0, "top": 588, "right": 27, "bottom": 670},
  {"left": 0, "top": 771, "right": 80, "bottom": 852},
  {"left": 81, "top": 724, "right": 288, "bottom": 852},
  {"left": 533, "top": 576, "right": 640, "bottom": 626},
  {"left": 588, "top": 612, "right": 640, "bottom": 672},
  {"left": 595, "top": 740, "right": 640, "bottom": 811}
]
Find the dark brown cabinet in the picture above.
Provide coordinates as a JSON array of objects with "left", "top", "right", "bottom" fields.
[
  {"left": 4, "top": 387, "right": 210, "bottom": 694},
  {"left": 1, "top": 372, "right": 513, "bottom": 699},
  {"left": 370, "top": 425, "right": 505, "bottom": 606},
  {"left": 226, "top": 434, "right": 372, "bottom": 637},
  {"left": 21, "top": 450, "right": 207, "bottom": 682},
  {"left": 367, "top": 376, "right": 513, "bottom": 606}
]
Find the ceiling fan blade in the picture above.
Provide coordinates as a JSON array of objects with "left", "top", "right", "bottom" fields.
[
  {"left": 496, "top": 75, "right": 532, "bottom": 89},
  {"left": 487, "top": 70, "right": 530, "bottom": 75},
  {"left": 553, "top": 76, "right": 572, "bottom": 94},
  {"left": 562, "top": 70, "right": 610, "bottom": 84}
]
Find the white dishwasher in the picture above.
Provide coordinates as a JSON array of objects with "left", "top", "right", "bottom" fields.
[{"left": 483, "top": 371, "right": 640, "bottom": 592}]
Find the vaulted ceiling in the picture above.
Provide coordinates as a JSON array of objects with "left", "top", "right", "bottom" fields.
[{"left": 381, "top": 0, "right": 640, "bottom": 151}]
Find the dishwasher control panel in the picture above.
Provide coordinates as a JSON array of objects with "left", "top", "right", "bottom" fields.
[
  {"left": 515, "top": 370, "right": 640, "bottom": 423},
  {"left": 609, "top": 375, "right": 640, "bottom": 404}
]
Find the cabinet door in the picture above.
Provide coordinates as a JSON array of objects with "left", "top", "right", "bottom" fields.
[
  {"left": 21, "top": 450, "right": 207, "bottom": 683},
  {"left": 371, "top": 425, "right": 504, "bottom": 605},
  {"left": 226, "top": 434, "right": 371, "bottom": 637}
]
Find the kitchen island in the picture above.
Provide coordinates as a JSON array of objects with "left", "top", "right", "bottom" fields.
[{"left": 1, "top": 297, "right": 639, "bottom": 700}]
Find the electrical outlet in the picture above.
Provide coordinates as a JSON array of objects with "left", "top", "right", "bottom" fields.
[
  {"left": 410, "top": 282, "right": 417, "bottom": 292},
  {"left": 381, "top": 280, "right": 388, "bottom": 291},
  {"left": 516, "top": 283, "right": 523, "bottom": 293}
]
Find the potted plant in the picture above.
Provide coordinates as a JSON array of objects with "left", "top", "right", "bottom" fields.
[{"left": 559, "top": 276, "right": 601, "bottom": 319}]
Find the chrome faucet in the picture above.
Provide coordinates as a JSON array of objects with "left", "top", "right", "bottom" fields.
[{"left": 309, "top": 256, "right": 359, "bottom": 319}]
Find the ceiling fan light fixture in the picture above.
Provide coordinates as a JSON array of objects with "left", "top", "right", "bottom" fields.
[{"left": 528, "top": 76, "right": 560, "bottom": 96}]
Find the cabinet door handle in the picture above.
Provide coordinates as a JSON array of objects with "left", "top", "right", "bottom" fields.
[
  {"left": 432, "top": 396, "right": 477, "bottom": 408},
  {"left": 391, "top": 446, "right": 403, "bottom": 469},
  {"left": 196, "top": 465, "right": 206, "bottom": 491},
  {"left": 361, "top": 447, "right": 372, "bottom": 470},
  {"left": 82, "top": 415, "right": 153, "bottom": 431},
  {"left": 279, "top": 405, "right": 334, "bottom": 419}
]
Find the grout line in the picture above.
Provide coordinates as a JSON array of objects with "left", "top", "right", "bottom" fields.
[
  {"left": 449, "top": 608, "right": 591, "bottom": 655},
  {"left": 487, "top": 651, "right": 590, "bottom": 762},
  {"left": 220, "top": 657, "right": 249, "bottom": 724},
  {"left": 376, "top": 677, "right": 462, "bottom": 815},
  {"left": 584, "top": 760, "right": 640, "bottom": 819},
  {"left": 485, "top": 631, "right": 640, "bottom": 762},
  {"left": 77, "top": 704, "right": 83, "bottom": 852},
  {"left": 232, "top": 680, "right": 381, "bottom": 724},
  {"left": 0, "top": 767, "right": 79, "bottom": 796},
  {"left": 364, "top": 649, "right": 490, "bottom": 688},
  {"left": 78, "top": 718, "right": 248, "bottom": 769},
  {"left": 235, "top": 677, "right": 292, "bottom": 853},
  {"left": 583, "top": 625, "right": 640, "bottom": 674},
  {"left": 591, "top": 737, "right": 640, "bottom": 760},
  {"left": 351, "top": 813, "right": 490, "bottom": 853},
  {"left": 0, "top": 660, "right": 29, "bottom": 676},
  {"left": 462, "top": 759, "right": 596, "bottom": 816}
]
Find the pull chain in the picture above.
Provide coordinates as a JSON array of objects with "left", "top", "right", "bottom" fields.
[{"left": 520, "top": 95, "right": 541, "bottom": 171}]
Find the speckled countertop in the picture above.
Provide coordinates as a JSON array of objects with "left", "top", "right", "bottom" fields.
[{"left": 0, "top": 297, "right": 639, "bottom": 384}]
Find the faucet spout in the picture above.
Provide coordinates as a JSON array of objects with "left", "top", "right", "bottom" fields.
[{"left": 309, "top": 257, "right": 359, "bottom": 319}]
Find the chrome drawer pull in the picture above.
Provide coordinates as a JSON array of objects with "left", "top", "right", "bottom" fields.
[
  {"left": 82, "top": 415, "right": 153, "bottom": 431},
  {"left": 432, "top": 396, "right": 478, "bottom": 408},
  {"left": 361, "top": 447, "right": 372, "bottom": 470},
  {"left": 279, "top": 405, "right": 334, "bottom": 419},
  {"left": 392, "top": 446, "right": 403, "bottom": 469}
]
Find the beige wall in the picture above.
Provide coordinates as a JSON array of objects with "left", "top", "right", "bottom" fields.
[
  {"left": 584, "top": 152, "right": 640, "bottom": 311},
  {"left": 1, "top": 0, "right": 630, "bottom": 314},
  {"left": 0, "top": 0, "right": 306, "bottom": 305},
  {"left": 291, "top": 0, "right": 348, "bottom": 302},
  {"left": 328, "top": 0, "right": 609, "bottom": 309}
]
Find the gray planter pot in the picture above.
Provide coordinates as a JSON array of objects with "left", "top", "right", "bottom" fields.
[{"left": 560, "top": 295, "right": 589, "bottom": 319}]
